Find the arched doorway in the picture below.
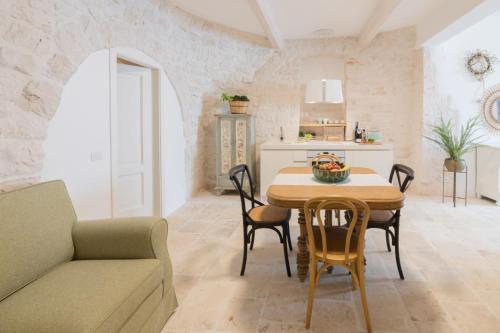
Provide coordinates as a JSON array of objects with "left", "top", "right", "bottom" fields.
[{"left": 42, "top": 48, "right": 187, "bottom": 219}]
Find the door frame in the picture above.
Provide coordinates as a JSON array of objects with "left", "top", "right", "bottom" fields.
[{"left": 109, "top": 48, "right": 162, "bottom": 217}]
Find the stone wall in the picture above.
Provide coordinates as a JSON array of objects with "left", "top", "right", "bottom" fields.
[
  {"left": 1, "top": 0, "right": 435, "bottom": 196},
  {"left": 205, "top": 28, "right": 424, "bottom": 192},
  {"left": 0, "top": 0, "right": 273, "bottom": 194}
]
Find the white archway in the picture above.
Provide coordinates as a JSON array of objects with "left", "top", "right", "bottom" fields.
[{"left": 42, "top": 48, "right": 187, "bottom": 219}]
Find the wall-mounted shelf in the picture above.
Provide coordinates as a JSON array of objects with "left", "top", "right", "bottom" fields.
[
  {"left": 299, "top": 123, "right": 346, "bottom": 141},
  {"left": 300, "top": 123, "right": 346, "bottom": 128}
]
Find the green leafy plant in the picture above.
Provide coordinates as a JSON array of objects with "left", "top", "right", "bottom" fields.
[
  {"left": 233, "top": 95, "right": 249, "bottom": 101},
  {"left": 221, "top": 92, "right": 232, "bottom": 102},
  {"left": 221, "top": 92, "right": 250, "bottom": 102},
  {"left": 425, "top": 115, "right": 483, "bottom": 160}
]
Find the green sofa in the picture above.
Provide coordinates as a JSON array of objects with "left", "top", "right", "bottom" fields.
[{"left": 0, "top": 181, "right": 177, "bottom": 332}]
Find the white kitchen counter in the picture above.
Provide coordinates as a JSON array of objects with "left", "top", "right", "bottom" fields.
[
  {"left": 261, "top": 141, "right": 393, "bottom": 150},
  {"left": 259, "top": 141, "right": 394, "bottom": 199}
]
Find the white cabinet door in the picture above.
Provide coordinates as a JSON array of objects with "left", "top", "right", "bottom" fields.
[
  {"left": 260, "top": 150, "right": 306, "bottom": 199},
  {"left": 345, "top": 150, "right": 393, "bottom": 179},
  {"left": 115, "top": 64, "right": 153, "bottom": 217}
]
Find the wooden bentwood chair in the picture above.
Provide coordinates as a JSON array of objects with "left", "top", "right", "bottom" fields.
[
  {"left": 367, "top": 164, "right": 414, "bottom": 280},
  {"left": 305, "top": 197, "right": 372, "bottom": 332},
  {"left": 229, "top": 164, "right": 293, "bottom": 277}
]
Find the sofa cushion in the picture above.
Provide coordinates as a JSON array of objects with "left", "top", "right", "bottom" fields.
[
  {"left": 0, "top": 259, "right": 162, "bottom": 333},
  {"left": 0, "top": 181, "right": 76, "bottom": 301}
]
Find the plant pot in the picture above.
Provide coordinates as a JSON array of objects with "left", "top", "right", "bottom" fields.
[
  {"left": 229, "top": 101, "right": 249, "bottom": 114},
  {"left": 444, "top": 158, "right": 466, "bottom": 172}
]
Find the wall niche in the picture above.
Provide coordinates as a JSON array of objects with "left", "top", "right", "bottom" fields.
[{"left": 299, "top": 55, "right": 346, "bottom": 140}]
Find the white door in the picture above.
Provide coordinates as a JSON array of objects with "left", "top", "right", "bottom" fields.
[{"left": 115, "top": 63, "right": 153, "bottom": 217}]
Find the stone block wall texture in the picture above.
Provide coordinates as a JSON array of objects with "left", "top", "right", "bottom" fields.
[
  {"left": 1, "top": 0, "right": 433, "bottom": 196},
  {"left": 0, "top": 0, "right": 273, "bottom": 194},
  {"left": 205, "top": 28, "right": 425, "bottom": 193}
]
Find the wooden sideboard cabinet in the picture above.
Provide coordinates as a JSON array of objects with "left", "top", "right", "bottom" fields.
[{"left": 215, "top": 114, "right": 255, "bottom": 195}]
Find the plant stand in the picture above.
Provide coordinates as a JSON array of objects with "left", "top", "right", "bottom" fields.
[{"left": 442, "top": 164, "right": 468, "bottom": 207}]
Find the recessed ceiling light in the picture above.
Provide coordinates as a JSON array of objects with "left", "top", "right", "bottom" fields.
[{"left": 311, "top": 28, "right": 335, "bottom": 37}]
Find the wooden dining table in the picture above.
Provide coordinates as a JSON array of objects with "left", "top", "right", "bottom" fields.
[{"left": 266, "top": 166, "right": 405, "bottom": 282}]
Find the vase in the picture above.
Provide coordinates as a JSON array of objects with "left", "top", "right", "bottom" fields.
[
  {"left": 444, "top": 158, "right": 466, "bottom": 172},
  {"left": 229, "top": 101, "right": 249, "bottom": 114}
]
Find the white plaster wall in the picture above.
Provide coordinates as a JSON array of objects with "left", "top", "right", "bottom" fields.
[
  {"left": 422, "top": 13, "right": 500, "bottom": 196},
  {"left": 41, "top": 49, "right": 111, "bottom": 220},
  {"left": 41, "top": 48, "right": 187, "bottom": 219},
  {"left": 161, "top": 62, "right": 187, "bottom": 215}
]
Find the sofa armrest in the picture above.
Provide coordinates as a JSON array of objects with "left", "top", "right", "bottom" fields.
[
  {"left": 73, "top": 217, "right": 167, "bottom": 260},
  {"left": 72, "top": 217, "right": 174, "bottom": 292}
]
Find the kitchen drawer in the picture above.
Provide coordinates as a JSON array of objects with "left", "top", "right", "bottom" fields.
[{"left": 306, "top": 150, "right": 345, "bottom": 158}]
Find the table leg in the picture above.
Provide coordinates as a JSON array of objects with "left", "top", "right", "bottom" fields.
[
  {"left": 297, "top": 209, "right": 309, "bottom": 282},
  {"left": 465, "top": 167, "right": 468, "bottom": 207},
  {"left": 442, "top": 167, "right": 445, "bottom": 203},
  {"left": 325, "top": 210, "right": 333, "bottom": 227},
  {"left": 453, "top": 171, "right": 457, "bottom": 208}
]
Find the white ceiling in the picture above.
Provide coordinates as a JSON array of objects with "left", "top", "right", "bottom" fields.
[
  {"left": 380, "top": 0, "right": 446, "bottom": 32},
  {"left": 268, "top": 0, "right": 380, "bottom": 38},
  {"left": 170, "top": 0, "right": 445, "bottom": 40},
  {"left": 172, "top": 0, "right": 265, "bottom": 35}
]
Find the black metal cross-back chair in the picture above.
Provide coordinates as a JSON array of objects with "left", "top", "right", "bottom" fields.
[
  {"left": 229, "top": 164, "right": 293, "bottom": 277},
  {"left": 367, "top": 163, "right": 415, "bottom": 280}
]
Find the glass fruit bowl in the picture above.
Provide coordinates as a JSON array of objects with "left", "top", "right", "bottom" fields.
[{"left": 311, "top": 154, "right": 351, "bottom": 183}]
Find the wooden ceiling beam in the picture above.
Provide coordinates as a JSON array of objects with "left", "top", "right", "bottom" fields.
[
  {"left": 358, "top": 0, "right": 401, "bottom": 47},
  {"left": 249, "top": 0, "right": 285, "bottom": 49}
]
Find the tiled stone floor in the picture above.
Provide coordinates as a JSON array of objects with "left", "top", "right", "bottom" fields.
[{"left": 162, "top": 193, "right": 500, "bottom": 333}]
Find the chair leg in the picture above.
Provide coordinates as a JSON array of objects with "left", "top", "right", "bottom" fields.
[
  {"left": 385, "top": 229, "right": 392, "bottom": 252},
  {"left": 305, "top": 259, "right": 318, "bottom": 329},
  {"left": 350, "top": 264, "right": 359, "bottom": 290},
  {"left": 240, "top": 224, "right": 248, "bottom": 276},
  {"left": 282, "top": 226, "right": 291, "bottom": 277},
  {"left": 394, "top": 220, "right": 405, "bottom": 280},
  {"left": 286, "top": 222, "right": 293, "bottom": 251},
  {"left": 249, "top": 227, "right": 255, "bottom": 250},
  {"left": 356, "top": 257, "right": 372, "bottom": 333}
]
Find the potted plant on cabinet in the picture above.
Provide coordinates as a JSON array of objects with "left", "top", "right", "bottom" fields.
[
  {"left": 425, "top": 115, "right": 483, "bottom": 172},
  {"left": 221, "top": 92, "right": 250, "bottom": 114}
]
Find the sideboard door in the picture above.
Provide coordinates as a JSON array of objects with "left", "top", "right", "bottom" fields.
[{"left": 215, "top": 115, "right": 255, "bottom": 195}]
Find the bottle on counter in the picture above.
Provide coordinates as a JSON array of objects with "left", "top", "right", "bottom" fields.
[
  {"left": 354, "top": 122, "right": 362, "bottom": 143},
  {"left": 361, "top": 129, "right": 367, "bottom": 143}
]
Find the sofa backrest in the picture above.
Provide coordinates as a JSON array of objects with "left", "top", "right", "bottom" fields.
[{"left": 0, "top": 180, "right": 76, "bottom": 301}]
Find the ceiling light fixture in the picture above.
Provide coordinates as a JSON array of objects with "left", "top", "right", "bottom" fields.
[{"left": 311, "top": 28, "right": 335, "bottom": 37}]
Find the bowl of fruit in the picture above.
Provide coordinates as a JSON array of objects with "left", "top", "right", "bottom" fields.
[{"left": 311, "top": 154, "right": 350, "bottom": 183}]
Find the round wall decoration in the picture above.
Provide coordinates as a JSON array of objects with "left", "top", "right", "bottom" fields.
[
  {"left": 466, "top": 50, "right": 497, "bottom": 81},
  {"left": 481, "top": 84, "right": 500, "bottom": 133}
]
